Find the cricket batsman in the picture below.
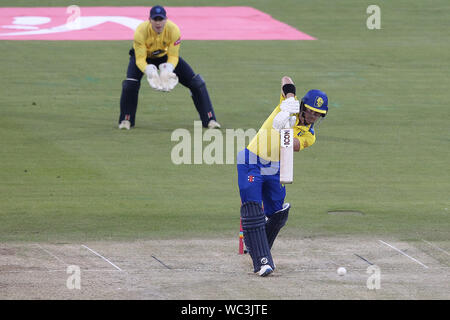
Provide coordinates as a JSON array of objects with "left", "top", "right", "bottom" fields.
[
  {"left": 118, "top": 5, "right": 221, "bottom": 130},
  {"left": 237, "top": 76, "right": 328, "bottom": 276}
]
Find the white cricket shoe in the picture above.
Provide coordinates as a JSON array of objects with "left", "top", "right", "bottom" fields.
[
  {"left": 119, "top": 120, "right": 131, "bottom": 130},
  {"left": 207, "top": 119, "right": 221, "bottom": 129},
  {"left": 258, "top": 265, "right": 273, "bottom": 277}
]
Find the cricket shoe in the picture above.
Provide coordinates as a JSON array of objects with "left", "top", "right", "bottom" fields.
[
  {"left": 119, "top": 120, "right": 131, "bottom": 130},
  {"left": 258, "top": 265, "right": 273, "bottom": 277},
  {"left": 207, "top": 119, "right": 221, "bottom": 129}
]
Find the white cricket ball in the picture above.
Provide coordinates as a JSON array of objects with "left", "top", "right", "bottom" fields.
[{"left": 337, "top": 267, "right": 347, "bottom": 276}]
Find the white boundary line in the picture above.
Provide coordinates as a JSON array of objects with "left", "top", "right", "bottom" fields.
[
  {"left": 378, "top": 240, "right": 429, "bottom": 269},
  {"left": 421, "top": 239, "right": 450, "bottom": 256},
  {"left": 35, "top": 244, "right": 67, "bottom": 266},
  {"left": 81, "top": 245, "right": 123, "bottom": 272}
]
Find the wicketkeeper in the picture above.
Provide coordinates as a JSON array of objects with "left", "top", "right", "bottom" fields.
[
  {"left": 118, "top": 5, "right": 221, "bottom": 130},
  {"left": 237, "top": 76, "right": 328, "bottom": 276}
]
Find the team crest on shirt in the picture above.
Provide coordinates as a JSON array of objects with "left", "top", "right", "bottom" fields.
[
  {"left": 315, "top": 96, "right": 324, "bottom": 108},
  {"left": 297, "top": 127, "right": 307, "bottom": 136},
  {"left": 248, "top": 175, "right": 254, "bottom": 182},
  {"left": 151, "top": 49, "right": 163, "bottom": 56}
]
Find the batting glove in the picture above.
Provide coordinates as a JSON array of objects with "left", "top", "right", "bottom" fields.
[
  {"left": 280, "top": 97, "right": 300, "bottom": 114},
  {"left": 145, "top": 64, "right": 163, "bottom": 91},
  {"left": 288, "top": 115, "right": 297, "bottom": 128},
  {"left": 159, "top": 63, "right": 179, "bottom": 92},
  {"left": 272, "top": 110, "right": 291, "bottom": 130}
]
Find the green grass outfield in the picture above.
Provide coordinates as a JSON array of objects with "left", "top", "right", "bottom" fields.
[{"left": 0, "top": 0, "right": 449, "bottom": 243}]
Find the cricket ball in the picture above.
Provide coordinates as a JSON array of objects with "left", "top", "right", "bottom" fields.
[{"left": 337, "top": 267, "right": 347, "bottom": 276}]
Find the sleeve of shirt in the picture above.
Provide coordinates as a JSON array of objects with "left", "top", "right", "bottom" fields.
[
  {"left": 133, "top": 24, "right": 148, "bottom": 73},
  {"left": 167, "top": 24, "right": 181, "bottom": 67},
  {"left": 294, "top": 132, "right": 316, "bottom": 151}
]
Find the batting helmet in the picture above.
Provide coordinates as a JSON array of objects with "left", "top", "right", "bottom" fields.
[{"left": 301, "top": 89, "right": 328, "bottom": 117}]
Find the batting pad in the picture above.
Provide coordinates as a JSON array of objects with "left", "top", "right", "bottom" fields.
[
  {"left": 241, "top": 201, "right": 274, "bottom": 272},
  {"left": 265, "top": 203, "right": 290, "bottom": 249}
]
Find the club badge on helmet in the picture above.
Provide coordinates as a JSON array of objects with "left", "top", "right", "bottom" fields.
[{"left": 301, "top": 89, "right": 328, "bottom": 117}]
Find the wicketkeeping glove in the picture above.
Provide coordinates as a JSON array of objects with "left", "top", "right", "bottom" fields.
[
  {"left": 145, "top": 64, "right": 163, "bottom": 91},
  {"left": 272, "top": 110, "right": 291, "bottom": 130},
  {"left": 280, "top": 97, "right": 300, "bottom": 114},
  {"left": 159, "top": 63, "right": 179, "bottom": 92}
]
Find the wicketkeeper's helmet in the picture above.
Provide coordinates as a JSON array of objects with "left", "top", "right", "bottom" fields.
[{"left": 301, "top": 89, "right": 328, "bottom": 117}]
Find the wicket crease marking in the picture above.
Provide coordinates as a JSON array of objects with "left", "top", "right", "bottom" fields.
[
  {"left": 421, "top": 239, "right": 450, "bottom": 257},
  {"left": 354, "top": 253, "right": 374, "bottom": 265},
  {"left": 81, "top": 245, "right": 123, "bottom": 272},
  {"left": 0, "top": 269, "right": 123, "bottom": 274},
  {"left": 151, "top": 255, "right": 172, "bottom": 269},
  {"left": 36, "top": 244, "right": 67, "bottom": 266},
  {"left": 378, "top": 240, "right": 429, "bottom": 269}
]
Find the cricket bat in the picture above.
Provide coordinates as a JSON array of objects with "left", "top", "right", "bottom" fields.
[{"left": 279, "top": 126, "right": 294, "bottom": 184}]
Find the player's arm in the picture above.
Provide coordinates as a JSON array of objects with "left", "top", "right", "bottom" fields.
[
  {"left": 273, "top": 76, "right": 299, "bottom": 130},
  {"left": 281, "top": 78, "right": 300, "bottom": 152},
  {"left": 133, "top": 24, "right": 163, "bottom": 90},
  {"left": 158, "top": 24, "right": 180, "bottom": 91},
  {"left": 166, "top": 24, "right": 181, "bottom": 68},
  {"left": 281, "top": 76, "right": 295, "bottom": 99},
  {"left": 133, "top": 26, "right": 149, "bottom": 73},
  {"left": 294, "top": 138, "right": 300, "bottom": 152},
  {"left": 294, "top": 133, "right": 315, "bottom": 152},
  {"left": 283, "top": 76, "right": 299, "bottom": 152}
]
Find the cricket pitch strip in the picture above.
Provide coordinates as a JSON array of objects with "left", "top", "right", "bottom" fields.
[{"left": 0, "top": 236, "right": 449, "bottom": 299}]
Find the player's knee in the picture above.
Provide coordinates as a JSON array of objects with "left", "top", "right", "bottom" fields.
[
  {"left": 268, "top": 203, "right": 290, "bottom": 227},
  {"left": 188, "top": 74, "right": 206, "bottom": 90},
  {"left": 122, "top": 79, "right": 140, "bottom": 92},
  {"left": 241, "top": 202, "right": 266, "bottom": 229}
]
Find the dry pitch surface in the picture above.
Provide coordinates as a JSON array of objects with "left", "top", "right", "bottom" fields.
[{"left": 1, "top": 236, "right": 449, "bottom": 300}]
